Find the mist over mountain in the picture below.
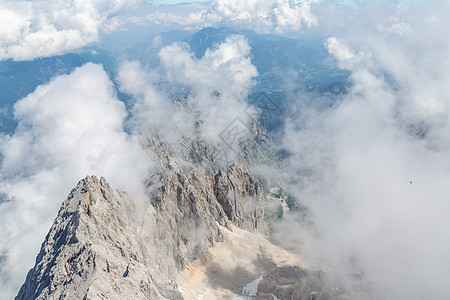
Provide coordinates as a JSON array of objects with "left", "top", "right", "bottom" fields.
[
  {"left": 1, "top": 0, "right": 450, "bottom": 299},
  {"left": 0, "top": 24, "right": 348, "bottom": 135}
]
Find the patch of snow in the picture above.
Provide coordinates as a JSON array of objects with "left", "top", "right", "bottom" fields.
[{"left": 242, "top": 275, "right": 263, "bottom": 296}]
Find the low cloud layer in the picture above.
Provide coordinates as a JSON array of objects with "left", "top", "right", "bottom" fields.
[
  {"left": 0, "top": 63, "right": 152, "bottom": 298},
  {"left": 0, "top": 0, "right": 141, "bottom": 60},
  {"left": 282, "top": 1, "right": 450, "bottom": 298},
  {"left": 158, "top": 34, "right": 257, "bottom": 142},
  {"left": 2, "top": 1, "right": 450, "bottom": 299},
  {"left": 118, "top": 34, "right": 258, "bottom": 149},
  {"left": 0, "top": 35, "right": 259, "bottom": 298}
]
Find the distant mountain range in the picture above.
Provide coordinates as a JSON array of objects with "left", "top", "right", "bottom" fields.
[
  {"left": 0, "top": 26, "right": 349, "bottom": 134},
  {"left": 125, "top": 26, "right": 349, "bottom": 90},
  {"left": 187, "top": 26, "right": 348, "bottom": 85}
]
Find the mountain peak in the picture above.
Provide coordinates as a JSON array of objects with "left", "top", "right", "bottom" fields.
[{"left": 16, "top": 165, "right": 267, "bottom": 299}]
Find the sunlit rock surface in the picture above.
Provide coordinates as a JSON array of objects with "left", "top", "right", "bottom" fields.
[{"left": 16, "top": 164, "right": 267, "bottom": 299}]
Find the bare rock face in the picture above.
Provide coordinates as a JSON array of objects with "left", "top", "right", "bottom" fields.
[
  {"left": 16, "top": 176, "right": 169, "bottom": 300},
  {"left": 214, "top": 164, "right": 263, "bottom": 231},
  {"left": 146, "top": 162, "right": 267, "bottom": 270},
  {"left": 16, "top": 164, "right": 266, "bottom": 300},
  {"left": 256, "top": 266, "right": 346, "bottom": 300}
]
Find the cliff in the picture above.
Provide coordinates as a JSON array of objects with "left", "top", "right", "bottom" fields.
[{"left": 16, "top": 164, "right": 266, "bottom": 299}]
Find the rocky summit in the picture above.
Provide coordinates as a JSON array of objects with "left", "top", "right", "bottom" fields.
[{"left": 16, "top": 164, "right": 342, "bottom": 300}]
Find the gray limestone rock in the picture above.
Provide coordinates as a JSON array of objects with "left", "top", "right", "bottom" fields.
[
  {"left": 214, "top": 164, "right": 265, "bottom": 231},
  {"left": 16, "top": 164, "right": 266, "bottom": 299},
  {"left": 256, "top": 266, "right": 349, "bottom": 300},
  {"left": 16, "top": 176, "right": 168, "bottom": 300}
]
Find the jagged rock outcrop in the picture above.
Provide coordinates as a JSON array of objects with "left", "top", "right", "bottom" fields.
[
  {"left": 214, "top": 164, "right": 263, "bottom": 231},
  {"left": 256, "top": 266, "right": 347, "bottom": 300},
  {"left": 146, "top": 162, "right": 266, "bottom": 271},
  {"left": 16, "top": 176, "right": 168, "bottom": 300},
  {"left": 16, "top": 164, "right": 266, "bottom": 300}
]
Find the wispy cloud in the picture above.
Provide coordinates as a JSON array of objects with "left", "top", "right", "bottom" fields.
[
  {"left": 0, "top": 35, "right": 259, "bottom": 298},
  {"left": 134, "top": 0, "right": 318, "bottom": 33},
  {"left": 2, "top": 1, "right": 450, "bottom": 299},
  {"left": 281, "top": 1, "right": 450, "bottom": 298}
]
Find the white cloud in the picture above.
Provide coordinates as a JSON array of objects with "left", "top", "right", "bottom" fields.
[
  {"left": 141, "top": 0, "right": 318, "bottom": 33},
  {"left": 282, "top": 1, "right": 450, "bottom": 298},
  {"left": 141, "top": 11, "right": 203, "bottom": 26},
  {"left": 0, "top": 63, "right": 152, "bottom": 299},
  {"left": 103, "top": 17, "right": 127, "bottom": 32},
  {"left": 211, "top": 0, "right": 319, "bottom": 33},
  {"left": 326, "top": 37, "right": 361, "bottom": 67},
  {"left": 158, "top": 34, "right": 258, "bottom": 142},
  {"left": 116, "top": 35, "right": 259, "bottom": 169},
  {"left": 117, "top": 60, "right": 194, "bottom": 144},
  {"left": 152, "top": 34, "right": 163, "bottom": 48},
  {"left": 159, "top": 34, "right": 256, "bottom": 99},
  {"left": 0, "top": 33, "right": 259, "bottom": 298},
  {"left": 0, "top": 0, "right": 141, "bottom": 61}
]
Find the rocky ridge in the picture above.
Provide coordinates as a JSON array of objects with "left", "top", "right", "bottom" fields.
[
  {"left": 15, "top": 156, "right": 346, "bottom": 300},
  {"left": 16, "top": 163, "right": 266, "bottom": 299}
]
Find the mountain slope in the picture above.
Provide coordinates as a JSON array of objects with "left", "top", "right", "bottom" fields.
[{"left": 16, "top": 164, "right": 266, "bottom": 299}]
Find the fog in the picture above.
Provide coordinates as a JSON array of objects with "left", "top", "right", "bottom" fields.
[
  {"left": 1, "top": 0, "right": 450, "bottom": 299},
  {"left": 281, "top": 1, "right": 450, "bottom": 298},
  {"left": 0, "top": 34, "right": 258, "bottom": 298}
]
